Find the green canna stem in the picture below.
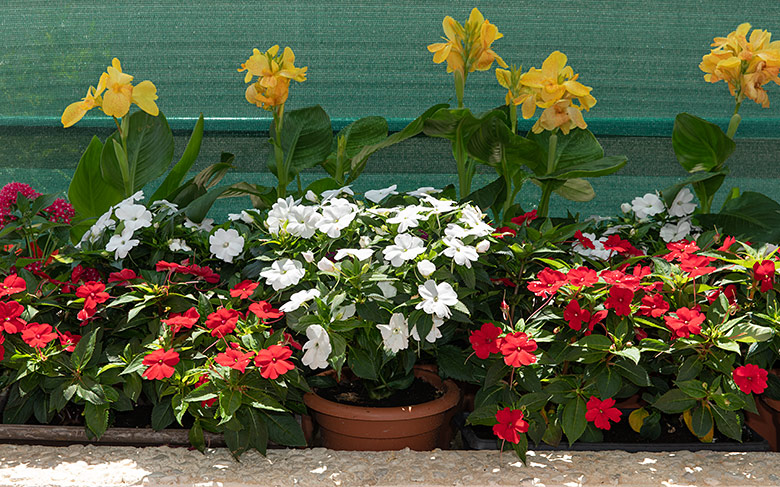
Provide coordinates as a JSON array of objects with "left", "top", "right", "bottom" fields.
[{"left": 273, "top": 105, "right": 287, "bottom": 198}]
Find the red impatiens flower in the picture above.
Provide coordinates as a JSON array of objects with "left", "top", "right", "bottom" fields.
[
  {"left": 600, "top": 270, "right": 641, "bottom": 291},
  {"left": 510, "top": 210, "right": 537, "bottom": 226},
  {"left": 230, "top": 280, "right": 258, "bottom": 299},
  {"left": 585, "top": 396, "right": 622, "bottom": 430},
  {"left": 215, "top": 349, "right": 254, "bottom": 373},
  {"left": 492, "top": 226, "right": 517, "bottom": 238},
  {"left": 574, "top": 230, "right": 595, "bottom": 250},
  {"left": 733, "top": 364, "right": 769, "bottom": 395},
  {"left": 493, "top": 407, "right": 529, "bottom": 444},
  {"left": 586, "top": 310, "right": 609, "bottom": 335},
  {"left": 564, "top": 300, "right": 591, "bottom": 331},
  {"left": 182, "top": 264, "right": 220, "bottom": 284},
  {"left": 0, "top": 274, "right": 26, "bottom": 297},
  {"left": 75, "top": 281, "right": 110, "bottom": 309},
  {"left": 205, "top": 308, "right": 240, "bottom": 337},
  {"left": 499, "top": 332, "right": 538, "bottom": 367},
  {"left": 156, "top": 260, "right": 183, "bottom": 272},
  {"left": 142, "top": 348, "right": 180, "bottom": 380},
  {"left": 637, "top": 293, "right": 670, "bottom": 318},
  {"left": 603, "top": 235, "right": 642, "bottom": 257},
  {"left": 283, "top": 332, "right": 302, "bottom": 351},
  {"left": 567, "top": 267, "right": 598, "bottom": 288},
  {"left": 753, "top": 260, "right": 776, "bottom": 293},
  {"left": 679, "top": 254, "right": 716, "bottom": 279},
  {"left": 77, "top": 305, "right": 96, "bottom": 323},
  {"left": 469, "top": 322, "right": 502, "bottom": 359},
  {"left": 108, "top": 269, "right": 139, "bottom": 286},
  {"left": 254, "top": 345, "right": 295, "bottom": 380},
  {"left": 706, "top": 284, "right": 737, "bottom": 306},
  {"left": 0, "top": 301, "right": 26, "bottom": 333},
  {"left": 21, "top": 323, "right": 58, "bottom": 349},
  {"left": 664, "top": 307, "right": 705, "bottom": 338},
  {"left": 718, "top": 236, "right": 737, "bottom": 252},
  {"left": 604, "top": 286, "right": 634, "bottom": 316},
  {"left": 162, "top": 307, "right": 201, "bottom": 333},
  {"left": 663, "top": 239, "right": 699, "bottom": 262},
  {"left": 527, "top": 268, "right": 567, "bottom": 297},
  {"left": 58, "top": 331, "right": 82, "bottom": 352},
  {"left": 195, "top": 375, "right": 217, "bottom": 408},
  {"left": 248, "top": 301, "right": 284, "bottom": 321}
]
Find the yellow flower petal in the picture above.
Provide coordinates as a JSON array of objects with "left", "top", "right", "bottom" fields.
[
  {"left": 61, "top": 100, "right": 89, "bottom": 128},
  {"left": 541, "top": 51, "right": 568, "bottom": 77},
  {"left": 131, "top": 80, "right": 159, "bottom": 116},
  {"left": 102, "top": 88, "right": 132, "bottom": 118}
]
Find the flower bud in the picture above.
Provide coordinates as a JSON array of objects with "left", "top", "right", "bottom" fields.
[
  {"left": 476, "top": 240, "right": 490, "bottom": 253},
  {"left": 317, "top": 257, "right": 336, "bottom": 273},
  {"left": 305, "top": 190, "right": 318, "bottom": 203},
  {"left": 359, "top": 236, "right": 371, "bottom": 248},
  {"left": 301, "top": 251, "right": 315, "bottom": 263},
  {"left": 500, "top": 300, "right": 510, "bottom": 321},
  {"left": 620, "top": 202, "right": 632, "bottom": 214},
  {"left": 417, "top": 259, "right": 436, "bottom": 277}
]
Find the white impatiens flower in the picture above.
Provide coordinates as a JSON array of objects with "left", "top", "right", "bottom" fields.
[
  {"left": 442, "top": 237, "right": 479, "bottom": 268},
  {"left": 631, "top": 193, "right": 664, "bottom": 220},
  {"left": 382, "top": 233, "right": 425, "bottom": 267},
  {"left": 279, "top": 289, "right": 321, "bottom": 313},
  {"left": 82, "top": 210, "right": 116, "bottom": 244},
  {"left": 476, "top": 240, "right": 490, "bottom": 253},
  {"left": 286, "top": 205, "right": 321, "bottom": 239},
  {"left": 151, "top": 199, "right": 179, "bottom": 215},
  {"left": 377, "top": 313, "right": 409, "bottom": 353},
  {"left": 317, "top": 257, "right": 337, "bottom": 273},
  {"left": 660, "top": 219, "right": 693, "bottom": 243},
  {"left": 114, "top": 204, "right": 152, "bottom": 232},
  {"left": 420, "top": 195, "right": 458, "bottom": 214},
  {"left": 321, "top": 186, "right": 354, "bottom": 202},
  {"left": 209, "top": 228, "right": 245, "bottom": 263},
  {"left": 407, "top": 187, "right": 441, "bottom": 198},
  {"left": 417, "top": 259, "right": 436, "bottom": 277},
  {"left": 459, "top": 205, "right": 494, "bottom": 237},
  {"left": 115, "top": 190, "right": 144, "bottom": 208},
  {"left": 266, "top": 196, "right": 295, "bottom": 236},
  {"left": 168, "top": 238, "right": 192, "bottom": 252},
  {"left": 410, "top": 316, "right": 444, "bottom": 343},
  {"left": 444, "top": 223, "right": 469, "bottom": 239},
  {"left": 668, "top": 188, "right": 697, "bottom": 218},
  {"left": 317, "top": 198, "right": 358, "bottom": 238},
  {"left": 416, "top": 280, "right": 458, "bottom": 319},
  {"left": 301, "top": 324, "right": 331, "bottom": 370},
  {"left": 620, "top": 202, "right": 632, "bottom": 213},
  {"left": 334, "top": 248, "right": 375, "bottom": 261},
  {"left": 228, "top": 210, "right": 255, "bottom": 224},
  {"left": 377, "top": 281, "right": 397, "bottom": 299},
  {"left": 364, "top": 185, "right": 398, "bottom": 203},
  {"left": 260, "top": 259, "right": 306, "bottom": 291},
  {"left": 387, "top": 206, "right": 426, "bottom": 233},
  {"left": 106, "top": 228, "right": 140, "bottom": 259},
  {"left": 359, "top": 236, "right": 372, "bottom": 248},
  {"left": 184, "top": 217, "right": 214, "bottom": 232}
]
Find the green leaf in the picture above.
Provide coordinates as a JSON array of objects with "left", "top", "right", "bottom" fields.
[
  {"left": 150, "top": 113, "right": 204, "bottom": 202},
  {"left": 596, "top": 367, "right": 622, "bottom": 399},
  {"left": 466, "top": 404, "right": 499, "bottom": 426},
  {"left": 672, "top": 113, "right": 735, "bottom": 173},
  {"left": 339, "top": 116, "right": 388, "bottom": 158},
  {"left": 347, "top": 348, "right": 378, "bottom": 381},
  {"left": 697, "top": 192, "right": 780, "bottom": 243},
  {"left": 542, "top": 156, "right": 627, "bottom": 180},
  {"left": 223, "top": 427, "right": 250, "bottom": 458},
  {"left": 614, "top": 359, "right": 651, "bottom": 386},
  {"left": 100, "top": 111, "right": 175, "bottom": 195},
  {"left": 463, "top": 176, "right": 506, "bottom": 209},
  {"left": 690, "top": 405, "right": 714, "bottom": 438},
  {"left": 436, "top": 344, "right": 474, "bottom": 382},
  {"left": 677, "top": 356, "right": 703, "bottom": 382},
  {"left": 219, "top": 389, "right": 243, "bottom": 418},
  {"left": 71, "top": 328, "right": 99, "bottom": 371},
  {"left": 711, "top": 405, "right": 743, "bottom": 441},
  {"left": 68, "top": 136, "right": 122, "bottom": 219},
  {"left": 242, "top": 408, "right": 270, "bottom": 454},
  {"left": 552, "top": 178, "right": 595, "bottom": 202},
  {"left": 613, "top": 347, "right": 641, "bottom": 365},
  {"left": 676, "top": 379, "right": 707, "bottom": 399},
  {"left": 172, "top": 393, "right": 188, "bottom": 425},
  {"left": 84, "top": 403, "right": 109, "bottom": 439},
  {"left": 184, "top": 185, "right": 231, "bottom": 223},
  {"left": 652, "top": 389, "right": 697, "bottom": 414},
  {"left": 724, "top": 322, "right": 774, "bottom": 343},
  {"left": 577, "top": 335, "right": 612, "bottom": 351},
  {"left": 350, "top": 104, "right": 448, "bottom": 180},
  {"left": 516, "top": 391, "right": 552, "bottom": 411},
  {"left": 526, "top": 128, "right": 604, "bottom": 176},
  {"left": 189, "top": 419, "right": 206, "bottom": 452},
  {"left": 263, "top": 412, "right": 306, "bottom": 447},
  {"left": 151, "top": 400, "right": 175, "bottom": 431},
  {"left": 561, "top": 397, "right": 587, "bottom": 445},
  {"left": 269, "top": 105, "right": 332, "bottom": 178}
]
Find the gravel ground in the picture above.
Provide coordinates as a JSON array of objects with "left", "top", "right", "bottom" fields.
[{"left": 0, "top": 444, "right": 778, "bottom": 487}]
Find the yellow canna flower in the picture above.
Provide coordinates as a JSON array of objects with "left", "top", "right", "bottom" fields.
[
  {"left": 239, "top": 46, "right": 307, "bottom": 110},
  {"left": 61, "top": 58, "right": 159, "bottom": 127},
  {"left": 518, "top": 51, "right": 596, "bottom": 133},
  {"left": 427, "top": 8, "right": 506, "bottom": 76},
  {"left": 61, "top": 86, "right": 102, "bottom": 128},
  {"left": 496, "top": 65, "right": 532, "bottom": 107},
  {"left": 700, "top": 23, "right": 780, "bottom": 107}
]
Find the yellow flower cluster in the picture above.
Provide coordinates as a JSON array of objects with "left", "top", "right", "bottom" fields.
[
  {"left": 61, "top": 58, "right": 159, "bottom": 128},
  {"left": 700, "top": 23, "right": 780, "bottom": 108},
  {"left": 504, "top": 51, "right": 596, "bottom": 134},
  {"left": 239, "top": 45, "right": 307, "bottom": 111},
  {"left": 427, "top": 8, "right": 507, "bottom": 76}
]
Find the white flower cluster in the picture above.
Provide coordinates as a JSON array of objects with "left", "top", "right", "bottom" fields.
[
  {"left": 81, "top": 191, "right": 155, "bottom": 259},
  {"left": 622, "top": 188, "right": 699, "bottom": 243}
]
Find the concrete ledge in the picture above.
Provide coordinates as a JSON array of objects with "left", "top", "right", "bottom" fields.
[{"left": 0, "top": 444, "right": 778, "bottom": 487}]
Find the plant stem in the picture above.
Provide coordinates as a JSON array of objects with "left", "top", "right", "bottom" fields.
[
  {"left": 546, "top": 133, "right": 558, "bottom": 174},
  {"left": 454, "top": 71, "right": 466, "bottom": 109},
  {"left": 509, "top": 103, "right": 517, "bottom": 134},
  {"left": 537, "top": 133, "right": 559, "bottom": 218},
  {"left": 273, "top": 105, "right": 287, "bottom": 198},
  {"left": 726, "top": 105, "right": 742, "bottom": 139}
]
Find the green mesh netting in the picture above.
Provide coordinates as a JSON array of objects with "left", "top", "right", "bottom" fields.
[{"left": 1, "top": 0, "right": 779, "bottom": 217}]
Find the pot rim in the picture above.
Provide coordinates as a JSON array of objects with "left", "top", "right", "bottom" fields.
[{"left": 303, "top": 367, "right": 460, "bottom": 421}]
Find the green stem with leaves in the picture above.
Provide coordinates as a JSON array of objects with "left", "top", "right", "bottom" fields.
[
  {"left": 272, "top": 105, "right": 287, "bottom": 198},
  {"left": 537, "top": 132, "right": 558, "bottom": 218}
]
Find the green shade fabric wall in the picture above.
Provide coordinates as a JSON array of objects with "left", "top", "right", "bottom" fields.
[{"left": 1, "top": 0, "right": 779, "bottom": 217}]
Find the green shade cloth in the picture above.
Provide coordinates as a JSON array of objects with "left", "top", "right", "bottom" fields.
[{"left": 1, "top": 0, "right": 779, "bottom": 216}]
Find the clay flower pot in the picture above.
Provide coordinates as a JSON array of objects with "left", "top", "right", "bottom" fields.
[{"left": 303, "top": 367, "right": 460, "bottom": 451}]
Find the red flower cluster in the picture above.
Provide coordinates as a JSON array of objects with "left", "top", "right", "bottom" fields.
[
  {"left": 156, "top": 260, "right": 220, "bottom": 284},
  {"left": 162, "top": 307, "right": 201, "bottom": 333},
  {"left": 75, "top": 281, "right": 110, "bottom": 322},
  {"left": 470, "top": 323, "right": 538, "bottom": 367},
  {"left": 0, "top": 183, "right": 74, "bottom": 227}
]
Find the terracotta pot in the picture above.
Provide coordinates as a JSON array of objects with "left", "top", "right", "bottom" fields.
[
  {"left": 304, "top": 367, "right": 460, "bottom": 451},
  {"left": 745, "top": 369, "right": 780, "bottom": 452}
]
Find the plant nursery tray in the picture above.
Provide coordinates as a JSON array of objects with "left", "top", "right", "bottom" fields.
[{"left": 456, "top": 413, "right": 771, "bottom": 453}]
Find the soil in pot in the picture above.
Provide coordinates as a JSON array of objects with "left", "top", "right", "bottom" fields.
[
  {"left": 304, "top": 367, "right": 460, "bottom": 451},
  {"left": 316, "top": 376, "right": 441, "bottom": 408},
  {"left": 458, "top": 412, "right": 770, "bottom": 452}
]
